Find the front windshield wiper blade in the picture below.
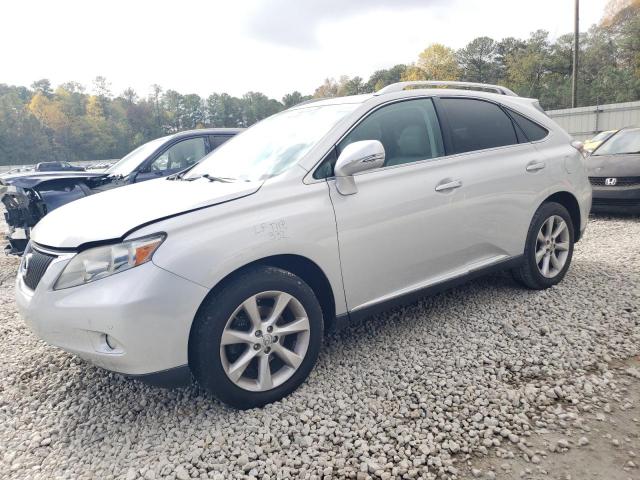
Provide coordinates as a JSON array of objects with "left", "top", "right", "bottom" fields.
[
  {"left": 167, "top": 170, "right": 188, "bottom": 181},
  {"left": 598, "top": 151, "right": 640, "bottom": 156},
  {"left": 185, "top": 174, "right": 236, "bottom": 183}
]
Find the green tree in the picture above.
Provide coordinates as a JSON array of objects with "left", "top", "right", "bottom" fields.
[
  {"left": 182, "top": 94, "right": 205, "bottom": 129},
  {"left": 121, "top": 88, "right": 138, "bottom": 104},
  {"left": 457, "top": 37, "right": 500, "bottom": 83},
  {"left": 282, "top": 91, "right": 311, "bottom": 107},
  {"left": 313, "top": 78, "right": 339, "bottom": 98},
  {"left": 504, "top": 30, "right": 551, "bottom": 99},
  {"left": 0, "top": 88, "right": 52, "bottom": 164},
  {"left": 241, "top": 92, "right": 283, "bottom": 125},
  {"left": 338, "top": 76, "right": 365, "bottom": 96},
  {"left": 365, "top": 64, "right": 407, "bottom": 92},
  {"left": 162, "top": 90, "right": 185, "bottom": 132},
  {"left": 205, "top": 93, "right": 244, "bottom": 127},
  {"left": 403, "top": 44, "right": 460, "bottom": 82},
  {"left": 31, "top": 79, "right": 53, "bottom": 97}
]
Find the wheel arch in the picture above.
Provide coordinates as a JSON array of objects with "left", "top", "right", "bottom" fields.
[
  {"left": 191, "top": 254, "right": 337, "bottom": 333},
  {"left": 541, "top": 191, "right": 582, "bottom": 241}
]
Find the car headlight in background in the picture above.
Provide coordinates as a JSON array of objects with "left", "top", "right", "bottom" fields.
[{"left": 54, "top": 234, "right": 165, "bottom": 290}]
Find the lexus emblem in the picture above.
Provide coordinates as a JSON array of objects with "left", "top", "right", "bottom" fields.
[{"left": 605, "top": 177, "right": 617, "bottom": 186}]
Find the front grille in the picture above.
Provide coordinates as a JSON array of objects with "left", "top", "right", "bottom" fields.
[
  {"left": 592, "top": 198, "right": 640, "bottom": 207},
  {"left": 23, "top": 248, "right": 57, "bottom": 290},
  {"left": 589, "top": 176, "right": 640, "bottom": 187}
]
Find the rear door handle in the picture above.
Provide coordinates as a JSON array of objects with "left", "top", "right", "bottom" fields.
[
  {"left": 526, "top": 161, "right": 546, "bottom": 172},
  {"left": 435, "top": 179, "right": 463, "bottom": 192}
]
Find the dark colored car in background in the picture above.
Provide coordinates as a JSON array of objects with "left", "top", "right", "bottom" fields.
[
  {"left": 1, "top": 128, "right": 242, "bottom": 253},
  {"left": 35, "top": 161, "right": 85, "bottom": 172},
  {"left": 588, "top": 126, "right": 640, "bottom": 214}
]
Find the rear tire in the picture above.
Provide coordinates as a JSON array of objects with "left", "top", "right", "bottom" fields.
[
  {"left": 512, "top": 202, "right": 575, "bottom": 290},
  {"left": 189, "top": 266, "right": 323, "bottom": 409}
]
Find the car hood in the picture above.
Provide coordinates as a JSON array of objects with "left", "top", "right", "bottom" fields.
[
  {"left": 31, "top": 177, "right": 262, "bottom": 249},
  {"left": 587, "top": 153, "right": 640, "bottom": 177},
  {"left": 0, "top": 171, "right": 104, "bottom": 188}
]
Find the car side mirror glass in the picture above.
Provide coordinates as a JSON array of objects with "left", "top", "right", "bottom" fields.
[{"left": 334, "top": 140, "right": 385, "bottom": 195}]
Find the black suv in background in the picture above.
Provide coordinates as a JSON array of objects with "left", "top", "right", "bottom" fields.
[
  {"left": 1, "top": 128, "right": 243, "bottom": 254},
  {"left": 35, "top": 161, "right": 85, "bottom": 172}
]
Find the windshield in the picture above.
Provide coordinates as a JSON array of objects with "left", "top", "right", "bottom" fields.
[
  {"left": 593, "top": 128, "right": 640, "bottom": 156},
  {"left": 186, "top": 104, "right": 358, "bottom": 182},
  {"left": 590, "top": 130, "right": 615, "bottom": 142},
  {"left": 105, "top": 137, "right": 167, "bottom": 176}
]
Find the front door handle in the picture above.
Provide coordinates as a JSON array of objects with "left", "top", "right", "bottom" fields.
[
  {"left": 435, "top": 179, "right": 463, "bottom": 192},
  {"left": 526, "top": 161, "right": 546, "bottom": 172}
]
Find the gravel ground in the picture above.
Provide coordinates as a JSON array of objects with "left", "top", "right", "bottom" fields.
[{"left": 1, "top": 214, "right": 639, "bottom": 480}]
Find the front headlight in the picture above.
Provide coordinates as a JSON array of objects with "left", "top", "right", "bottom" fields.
[{"left": 54, "top": 234, "right": 165, "bottom": 290}]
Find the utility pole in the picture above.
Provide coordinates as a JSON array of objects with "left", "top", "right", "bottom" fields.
[{"left": 572, "top": 0, "right": 579, "bottom": 108}]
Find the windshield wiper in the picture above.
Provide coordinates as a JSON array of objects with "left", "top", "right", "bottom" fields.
[
  {"left": 184, "top": 174, "right": 235, "bottom": 183},
  {"left": 166, "top": 170, "right": 188, "bottom": 181},
  {"left": 604, "top": 151, "right": 640, "bottom": 155}
]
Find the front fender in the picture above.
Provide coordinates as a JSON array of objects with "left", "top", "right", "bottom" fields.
[{"left": 136, "top": 179, "right": 348, "bottom": 317}]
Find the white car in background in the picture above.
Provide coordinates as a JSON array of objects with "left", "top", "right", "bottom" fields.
[{"left": 16, "top": 81, "right": 592, "bottom": 409}]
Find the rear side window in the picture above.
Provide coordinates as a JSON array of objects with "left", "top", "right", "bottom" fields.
[
  {"left": 440, "top": 98, "right": 518, "bottom": 154},
  {"left": 508, "top": 109, "right": 548, "bottom": 142}
]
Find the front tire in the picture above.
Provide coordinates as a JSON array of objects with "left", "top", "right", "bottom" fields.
[
  {"left": 189, "top": 266, "right": 323, "bottom": 409},
  {"left": 513, "top": 202, "right": 575, "bottom": 290}
]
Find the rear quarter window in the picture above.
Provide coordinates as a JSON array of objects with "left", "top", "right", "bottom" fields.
[{"left": 507, "top": 109, "right": 549, "bottom": 142}]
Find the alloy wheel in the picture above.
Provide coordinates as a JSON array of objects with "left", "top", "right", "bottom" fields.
[
  {"left": 535, "top": 215, "right": 570, "bottom": 278},
  {"left": 219, "top": 291, "right": 310, "bottom": 392}
]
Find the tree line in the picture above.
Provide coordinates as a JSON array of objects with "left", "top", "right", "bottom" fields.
[{"left": 0, "top": 0, "right": 637, "bottom": 165}]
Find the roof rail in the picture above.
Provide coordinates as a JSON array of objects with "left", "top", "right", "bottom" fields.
[
  {"left": 374, "top": 81, "right": 518, "bottom": 97},
  {"left": 292, "top": 97, "right": 326, "bottom": 107}
]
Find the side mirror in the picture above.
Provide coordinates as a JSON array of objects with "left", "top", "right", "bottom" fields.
[
  {"left": 334, "top": 140, "right": 385, "bottom": 195},
  {"left": 571, "top": 140, "right": 586, "bottom": 157}
]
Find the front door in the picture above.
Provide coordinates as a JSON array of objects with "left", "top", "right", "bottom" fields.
[{"left": 327, "top": 98, "right": 469, "bottom": 311}]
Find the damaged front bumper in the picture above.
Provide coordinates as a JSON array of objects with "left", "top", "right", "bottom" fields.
[
  {"left": 4, "top": 228, "right": 29, "bottom": 255},
  {"left": 2, "top": 187, "right": 45, "bottom": 255}
]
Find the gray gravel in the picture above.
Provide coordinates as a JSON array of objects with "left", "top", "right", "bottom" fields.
[{"left": 1, "top": 214, "right": 639, "bottom": 480}]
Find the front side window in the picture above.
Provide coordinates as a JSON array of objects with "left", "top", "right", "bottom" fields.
[
  {"left": 340, "top": 98, "right": 444, "bottom": 167},
  {"left": 149, "top": 137, "right": 207, "bottom": 172},
  {"left": 593, "top": 127, "right": 640, "bottom": 156},
  {"left": 187, "top": 103, "right": 358, "bottom": 182},
  {"left": 315, "top": 99, "right": 445, "bottom": 178},
  {"left": 441, "top": 98, "right": 518, "bottom": 154},
  {"left": 106, "top": 136, "right": 167, "bottom": 177}
]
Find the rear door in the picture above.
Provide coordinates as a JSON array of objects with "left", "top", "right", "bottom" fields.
[{"left": 436, "top": 96, "right": 550, "bottom": 260}]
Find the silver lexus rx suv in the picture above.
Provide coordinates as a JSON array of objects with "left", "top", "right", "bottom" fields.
[{"left": 16, "top": 81, "right": 592, "bottom": 408}]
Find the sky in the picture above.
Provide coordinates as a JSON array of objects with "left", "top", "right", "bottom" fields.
[{"left": 1, "top": 0, "right": 608, "bottom": 100}]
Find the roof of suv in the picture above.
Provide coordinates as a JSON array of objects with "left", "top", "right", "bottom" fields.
[
  {"left": 169, "top": 128, "right": 245, "bottom": 139},
  {"left": 291, "top": 81, "right": 524, "bottom": 110}
]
